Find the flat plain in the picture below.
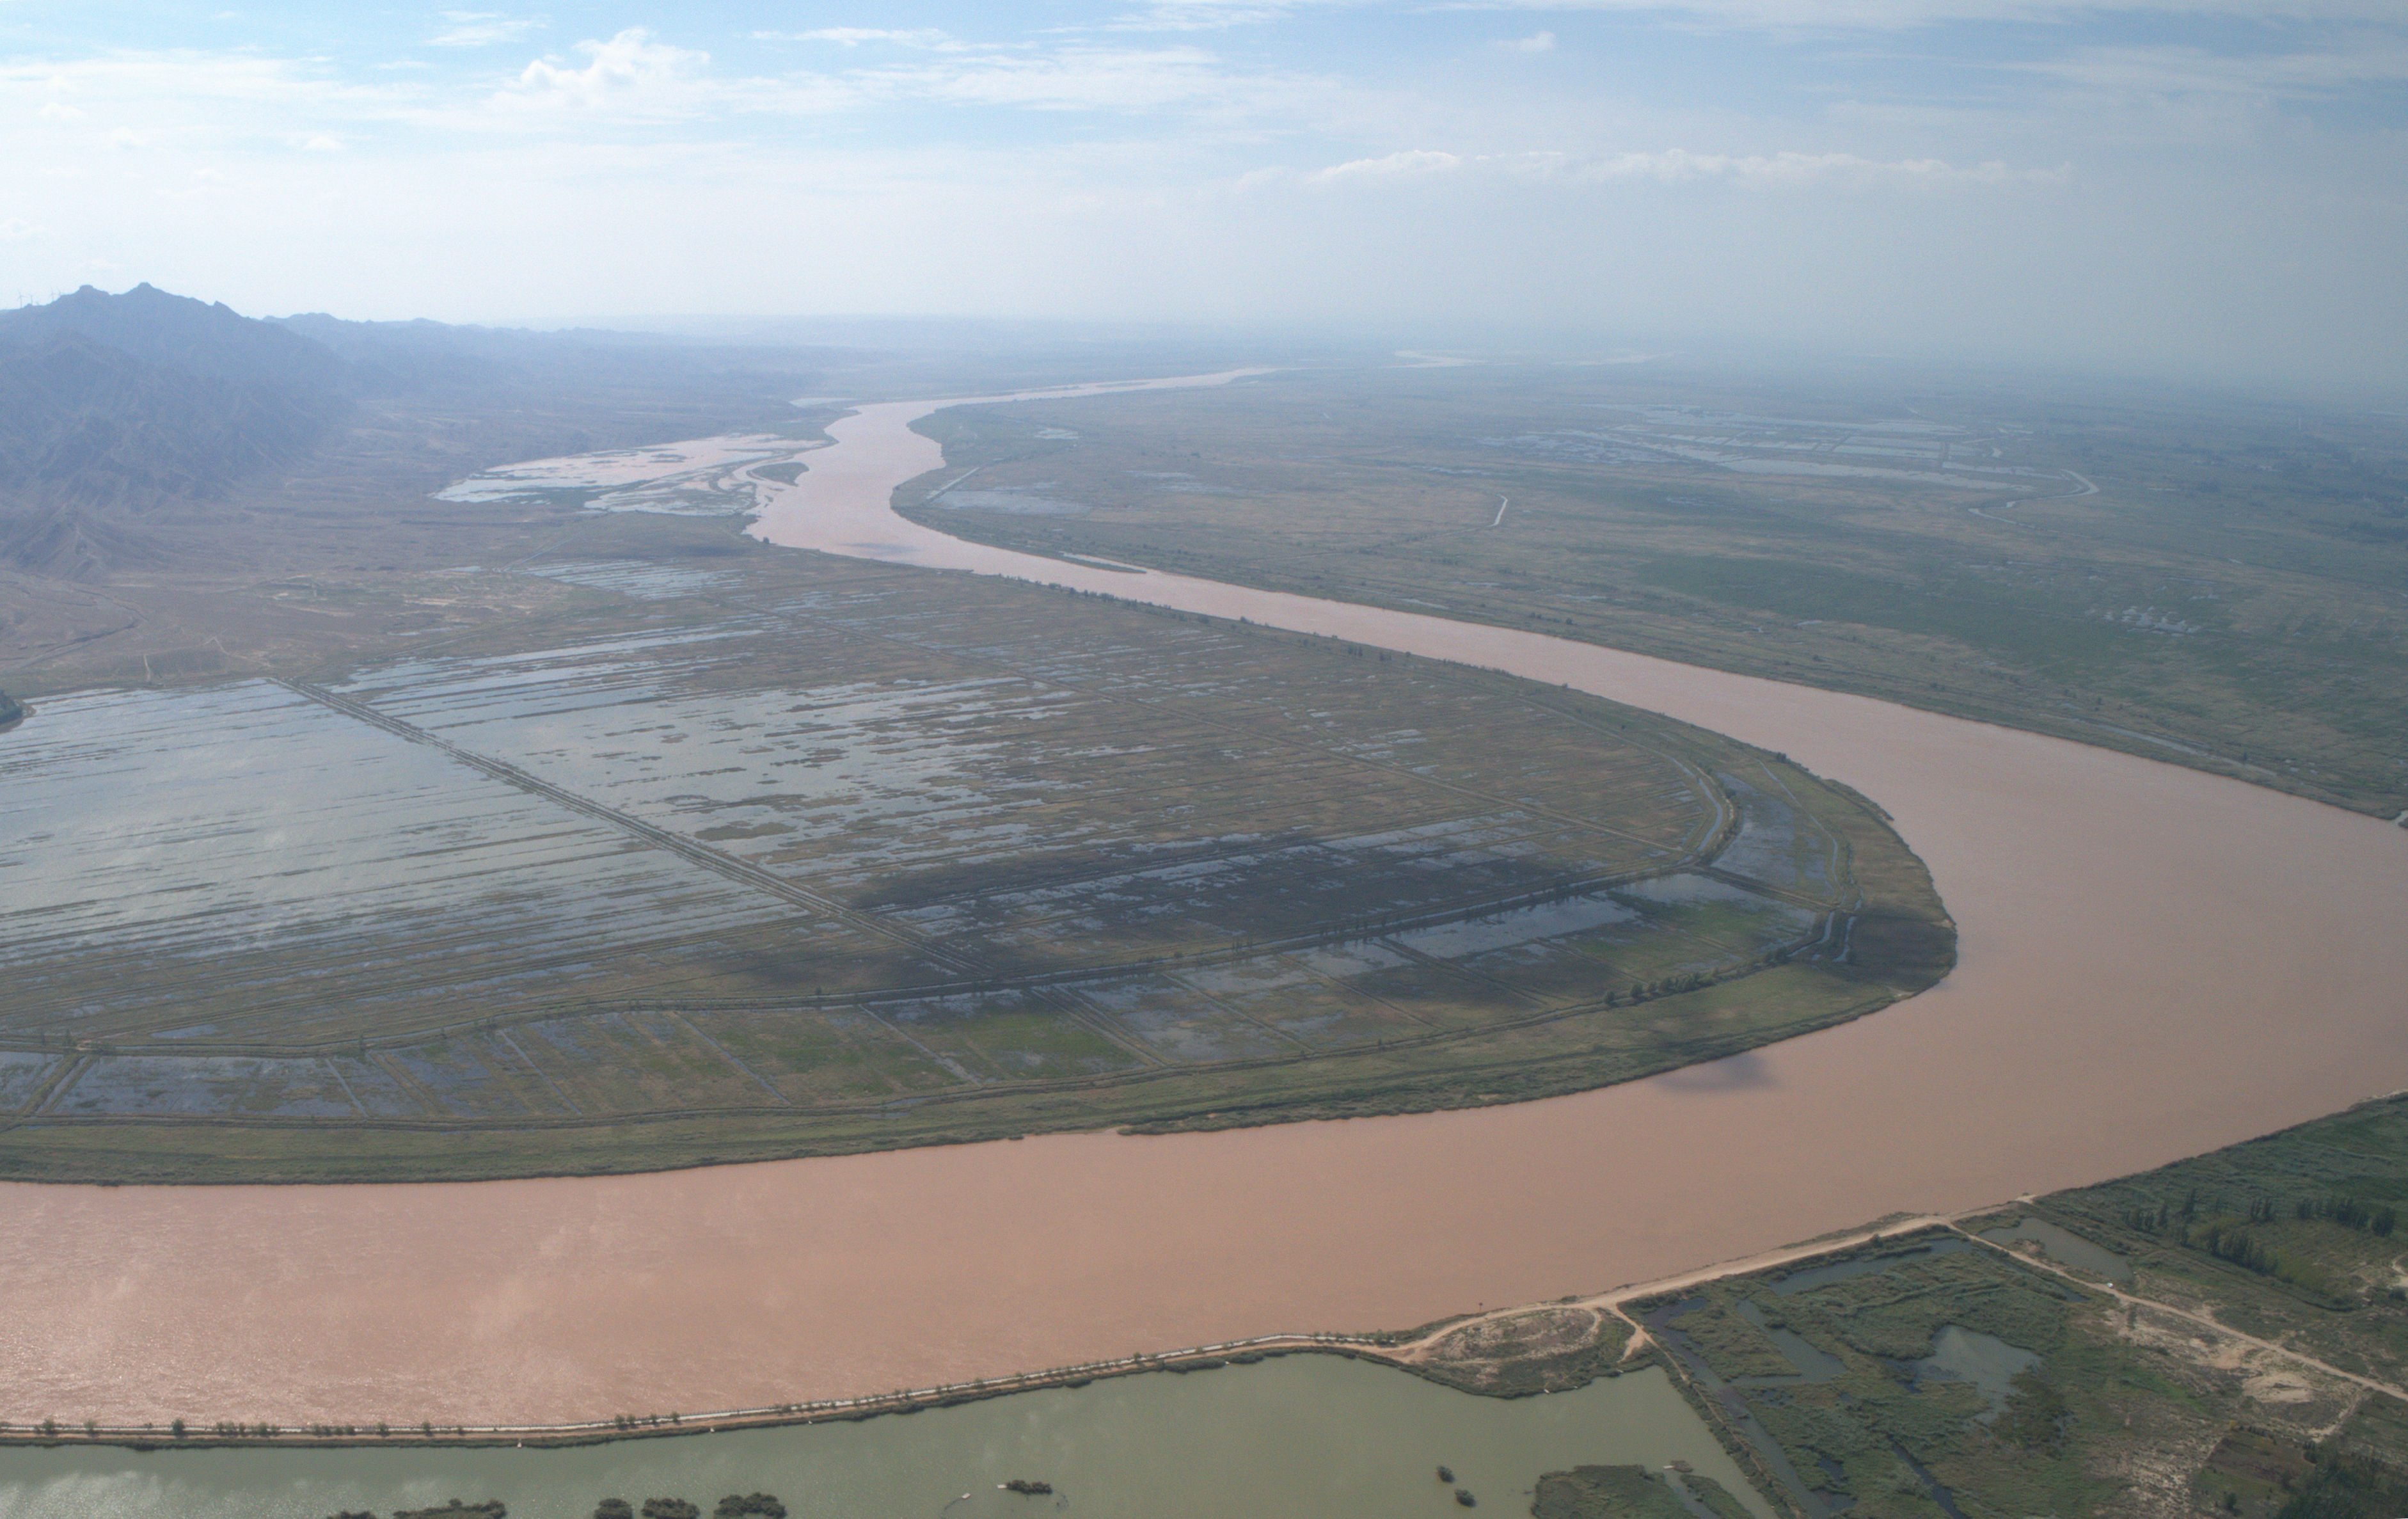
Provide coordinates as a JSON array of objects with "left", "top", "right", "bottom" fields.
[
  {"left": 894, "top": 363, "right": 2408, "bottom": 819},
  {"left": 0, "top": 533, "right": 1949, "bottom": 1181}
]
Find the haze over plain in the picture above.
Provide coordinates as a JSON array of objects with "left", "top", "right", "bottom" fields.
[{"left": 2, "top": 0, "right": 2403, "bottom": 393}]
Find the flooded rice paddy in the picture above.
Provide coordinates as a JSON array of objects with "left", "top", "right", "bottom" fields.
[
  {"left": 0, "top": 370, "right": 2400, "bottom": 1431},
  {"left": 0, "top": 546, "right": 1850, "bottom": 1124}
]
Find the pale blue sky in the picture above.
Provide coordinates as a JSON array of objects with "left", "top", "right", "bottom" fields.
[{"left": 2, "top": 1, "right": 2401, "bottom": 388}]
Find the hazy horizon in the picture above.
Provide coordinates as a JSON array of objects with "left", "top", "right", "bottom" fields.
[{"left": 1, "top": 1, "right": 2402, "bottom": 395}]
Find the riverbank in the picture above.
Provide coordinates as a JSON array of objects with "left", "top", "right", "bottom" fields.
[
  {"left": 0, "top": 1207, "right": 1955, "bottom": 1453},
  {"left": 884, "top": 367, "right": 2408, "bottom": 821},
  {"left": 0, "top": 1333, "right": 1390, "bottom": 1453},
  {"left": 0, "top": 1354, "right": 1768, "bottom": 1519},
  {"left": 0, "top": 1166, "right": 2366, "bottom": 1461}
]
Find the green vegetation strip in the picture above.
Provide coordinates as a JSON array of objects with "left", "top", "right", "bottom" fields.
[{"left": 1633, "top": 1095, "right": 2408, "bottom": 1519}]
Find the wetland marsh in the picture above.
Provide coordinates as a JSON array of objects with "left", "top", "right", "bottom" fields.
[{"left": 1637, "top": 1094, "right": 2408, "bottom": 1518}]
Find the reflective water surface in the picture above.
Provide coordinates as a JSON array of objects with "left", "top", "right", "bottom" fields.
[{"left": 0, "top": 1358, "right": 1768, "bottom": 1519}]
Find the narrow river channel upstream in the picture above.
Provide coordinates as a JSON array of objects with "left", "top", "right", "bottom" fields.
[{"left": 1, "top": 370, "right": 2402, "bottom": 1437}]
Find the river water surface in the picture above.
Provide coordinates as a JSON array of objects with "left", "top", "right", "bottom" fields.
[
  {"left": 0, "top": 372, "right": 2400, "bottom": 1429},
  {"left": 0, "top": 1359, "right": 1766, "bottom": 1519}
]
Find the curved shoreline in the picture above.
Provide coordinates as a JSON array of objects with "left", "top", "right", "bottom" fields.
[
  {"left": 0, "top": 1209, "right": 1958, "bottom": 1451},
  {"left": 0, "top": 371, "right": 2400, "bottom": 1431}
]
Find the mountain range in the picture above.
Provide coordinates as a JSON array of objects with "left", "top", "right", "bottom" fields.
[
  {"left": 0, "top": 285, "right": 837, "bottom": 580},
  {"left": 0, "top": 285, "right": 353, "bottom": 576}
]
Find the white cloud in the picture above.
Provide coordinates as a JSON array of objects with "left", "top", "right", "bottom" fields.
[
  {"left": 431, "top": 12, "right": 540, "bottom": 48},
  {"left": 1299, "top": 145, "right": 2066, "bottom": 188},
  {"left": 1567, "top": 148, "right": 2068, "bottom": 186},
  {"left": 2020, "top": 39, "right": 2408, "bottom": 97},
  {"left": 1306, "top": 148, "right": 1464, "bottom": 179},
  {"left": 9, "top": 54, "right": 260, "bottom": 109},
  {"left": 494, "top": 29, "right": 713, "bottom": 115},
  {"left": 931, "top": 0, "right": 2408, "bottom": 26},
  {"left": 0, "top": 13, "right": 2393, "bottom": 394},
  {"left": 757, "top": 28, "right": 962, "bottom": 50},
  {"left": 850, "top": 45, "right": 1332, "bottom": 115},
  {"left": 1501, "top": 30, "right": 1557, "bottom": 51},
  {"left": 1106, "top": 3, "right": 1303, "bottom": 30},
  {"left": 0, "top": 50, "right": 420, "bottom": 136},
  {"left": 0, "top": 30, "right": 1322, "bottom": 143},
  {"left": 1430, "top": 0, "right": 2408, "bottom": 29}
]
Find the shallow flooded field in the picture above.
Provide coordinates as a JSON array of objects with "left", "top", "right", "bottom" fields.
[
  {"left": 1, "top": 679, "right": 797, "bottom": 1050},
  {"left": 0, "top": 546, "right": 1907, "bottom": 1148}
]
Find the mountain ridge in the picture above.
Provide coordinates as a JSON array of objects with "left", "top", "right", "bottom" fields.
[
  {"left": 0, "top": 282, "right": 346, "bottom": 392},
  {"left": 0, "top": 285, "right": 355, "bottom": 576},
  {"left": 0, "top": 283, "right": 846, "bottom": 584}
]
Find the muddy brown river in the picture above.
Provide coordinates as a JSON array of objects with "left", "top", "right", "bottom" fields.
[{"left": 1, "top": 373, "right": 2402, "bottom": 1429}]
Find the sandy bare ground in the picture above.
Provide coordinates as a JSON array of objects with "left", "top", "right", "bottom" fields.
[{"left": 0, "top": 372, "right": 2399, "bottom": 1429}]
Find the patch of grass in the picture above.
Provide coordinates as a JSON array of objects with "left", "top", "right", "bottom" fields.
[
  {"left": 1530, "top": 1465, "right": 1693, "bottom": 1518},
  {"left": 2017, "top": 1096, "right": 2408, "bottom": 1383},
  {"left": 1410, "top": 1307, "right": 1634, "bottom": 1397},
  {"left": 1632, "top": 555, "right": 2130, "bottom": 675},
  {"left": 2276, "top": 1450, "right": 2408, "bottom": 1519}
]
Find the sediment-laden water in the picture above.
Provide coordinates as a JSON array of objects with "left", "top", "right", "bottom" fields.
[{"left": 0, "top": 1359, "right": 1766, "bottom": 1519}]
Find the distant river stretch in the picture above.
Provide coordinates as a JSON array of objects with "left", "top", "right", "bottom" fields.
[{"left": 1, "top": 370, "right": 2402, "bottom": 1429}]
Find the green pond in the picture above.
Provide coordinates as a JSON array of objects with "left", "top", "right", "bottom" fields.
[{"left": 0, "top": 1358, "right": 1770, "bottom": 1519}]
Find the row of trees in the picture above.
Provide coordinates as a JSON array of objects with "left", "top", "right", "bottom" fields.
[
  {"left": 0, "top": 1415, "right": 542, "bottom": 1444},
  {"left": 588, "top": 1494, "right": 788, "bottom": 1519},
  {"left": 2121, "top": 1191, "right": 2397, "bottom": 1239},
  {"left": 325, "top": 1491, "right": 791, "bottom": 1519}
]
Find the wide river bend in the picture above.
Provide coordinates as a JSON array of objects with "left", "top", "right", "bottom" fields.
[{"left": 1, "top": 371, "right": 2402, "bottom": 1428}]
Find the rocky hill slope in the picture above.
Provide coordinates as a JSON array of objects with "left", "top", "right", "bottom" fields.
[{"left": 0, "top": 285, "right": 349, "bottom": 578}]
